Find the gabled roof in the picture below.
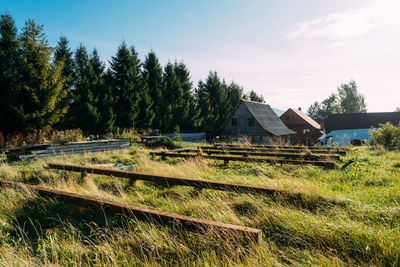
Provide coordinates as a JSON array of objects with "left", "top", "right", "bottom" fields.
[
  {"left": 325, "top": 112, "right": 400, "bottom": 133},
  {"left": 241, "top": 100, "right": 295, "bottom": 136},
  {"left": 281, "top": 108, "right": 321, "bottom": 130}
]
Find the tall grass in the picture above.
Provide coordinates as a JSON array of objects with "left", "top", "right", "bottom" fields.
[{"left": 0, "top": 145, "right": 399, "bottom": 265}]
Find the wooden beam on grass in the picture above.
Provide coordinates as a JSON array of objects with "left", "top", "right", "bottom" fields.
[
  {"left": 0, "top": 177, "right": 262, "bottom": 244},
  {"left": 198, "top": 146, "right": 346, "bottom": 155},
  {"left": 194, "top": 149, "right": 340, "bottom": 161},
  {"left": 151, "top": 152, "right": 336, "bottom": 169},
  {"left": 44, "top": 163, "right": 297, "bottom": 196}
]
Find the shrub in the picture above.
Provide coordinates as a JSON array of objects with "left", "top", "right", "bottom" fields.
[
  {"left": 370, "top": 122, "right": 400, "bottom": 150},
  {"left": 105, "top": 128, "right": 141, "bottom": 142},
  {"left": 47, "top": 129, "right": 85, "bottom": 144}
]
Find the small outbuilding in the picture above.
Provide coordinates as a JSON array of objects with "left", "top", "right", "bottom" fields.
[
  {"left": 219, "top": 99, "right": 295, "bottom": 144},
  {"left": 280, "top": 108, "right": 323, "bottom": 145}
]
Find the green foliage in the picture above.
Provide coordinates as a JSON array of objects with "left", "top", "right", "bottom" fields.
[
  {"left": 143, "top": 51, "right": 164, "bottom": 130},
  {"left": 195, "top": 73, "right": 247, "bottom": 132},
  {"left": 53, "top": 36, "right": 74, "bottom": 129},
  {"left": 0, "top": 17, "right": 68, "bottom": 134},
  {"left": 243, "top": 90, "right": 264, "bottom": 102},
  {"left": 370, "top": 122, "right": 400, "bottom": 150},
  {"left": 307, "top": 80, "right": 365, "bottom": 121},
  {"left": 109, "top": 43, "right": 142, "bottom": 129},
  {"left": 0, "top": 14, "right": 20, "bottom": 134},
  {"left": 0, "top": 13, "right": 265, "bottom": 134},
  {"left": 47, "top": 129, "right": 85, "bottom": 143},
  {"left": 337, "top": 80, "right": 366, "bottom": 113},
  {"left": 69, "top": 44, "right": 100, "bottom": 133}
]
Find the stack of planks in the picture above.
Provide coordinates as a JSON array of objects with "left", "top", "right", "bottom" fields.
[{"left": 8, "top": 139, "right": 130, "bottom": 161}]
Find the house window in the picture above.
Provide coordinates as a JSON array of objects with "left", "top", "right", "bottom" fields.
[
  {"left": 248, "top": 118, "right": 255, "bottom": 127},
  {"left": 232, "top": 117, "right": 238, "bottom": 127}
]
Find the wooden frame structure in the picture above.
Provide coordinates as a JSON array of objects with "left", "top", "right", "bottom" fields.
[
  {"left": 150, "top": 152, "right": 336, "bottom": 169},
  {"left": 0, "top": 177, "right": 262, "bottom": 243}
]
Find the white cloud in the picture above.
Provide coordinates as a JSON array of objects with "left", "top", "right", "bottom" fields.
[{"left": 287, "top": 0, "right": 400, "bottom": 40}]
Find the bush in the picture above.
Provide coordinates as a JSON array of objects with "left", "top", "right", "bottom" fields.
[
  {"left": 47, "top": 129, "right": 85, "bottom": 144},
  {"left": 370, "top": 122, "right": 400, "bottom": 150},
  {"left": 105, "top": 128, "right": 141, "bottom": 143}
]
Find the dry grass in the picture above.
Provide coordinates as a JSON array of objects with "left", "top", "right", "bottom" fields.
[{"left": 0, "top": 145, "right": 399, "bottom": 265}]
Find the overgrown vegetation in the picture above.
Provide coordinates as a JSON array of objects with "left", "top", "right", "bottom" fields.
[
  {"left": 0, "top": 129, "right": 85, "bottom": 148},
  {"left": 0, "top": 145, "right": 399, "bottom": 265},
  {"left": 370, "top": 122, "right": 400, "bottom": 150}
]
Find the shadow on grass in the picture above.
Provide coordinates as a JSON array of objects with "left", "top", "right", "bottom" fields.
[{"left": 10, "top": 196, "right": 124, "bottom": 250}]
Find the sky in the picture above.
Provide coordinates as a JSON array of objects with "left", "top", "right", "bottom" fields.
[{"left": 2, "top": 0, "right": 400, "bottom": 112}]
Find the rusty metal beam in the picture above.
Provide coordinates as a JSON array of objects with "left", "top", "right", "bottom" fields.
[
  {"left": 151, "top": 152, "right": 336, "bottom": 169},
  {"left": 0, "top": 177, "right": 262, "bottom": 244}
]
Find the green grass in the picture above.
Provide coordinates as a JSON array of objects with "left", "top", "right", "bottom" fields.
[{"left": 0, "top": 145, "right": 399, "bottom": 266}]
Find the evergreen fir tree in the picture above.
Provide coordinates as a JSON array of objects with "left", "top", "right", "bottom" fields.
[
  {"left": 174, "top": 61, "right": 195, "bottom": 130},
  {"left": 16, "top": 19, "right": 68, "bottom": 132},
  {"left": 162, "top": 62, "right": 181, "bottom": 131},
  {"left": 137, "top": 71, "right": 154, "bottom": 129},
  {"left": 143, "top": 51, "right": 163, "bottom": 129},
  {"left": 226, "top": 82, "right": 243, "bottom": 115},
  {"left": 97, "top": 69, "right": 116, "bottom": 134},
  {"left": 70, "top": 44, "right": 99, "bottom": 133},
  {"left": 89, "top": 48, "right": 115, "bottom": 133},
  {"left": 53, "top": 35, "right": 74, "bottom": 129},
  {"left": 109, "top": 42, "right": 142, "bottom": 129},
  {"left": 0, "top": 14, "right": 20, "bottom": 134}
]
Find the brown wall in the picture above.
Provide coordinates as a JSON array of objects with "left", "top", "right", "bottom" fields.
[{"left": 280, "top": 109, "right": 322, "bottom": 145}]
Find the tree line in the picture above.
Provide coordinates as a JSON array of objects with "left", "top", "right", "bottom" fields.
[
  {"left": 0, "top": 14, "right": 264, "bottom": 135},
  {"left": 307, "top": 80, "right": 367, "bottom": 122}
]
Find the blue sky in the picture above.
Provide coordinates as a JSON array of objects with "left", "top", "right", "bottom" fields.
[{"left": 2, "top": 0, "right": 399, "bottom": 112}]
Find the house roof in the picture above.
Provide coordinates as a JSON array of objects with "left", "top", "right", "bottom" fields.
[
  {"left": 281, "top": 108, "right": 321, "bottom": 130},
  {"left": 241, "top": 100, "right": 295, "bottom": 136},
  {"left": 325, "top": 112, "right": 400, "bottom": 133}
]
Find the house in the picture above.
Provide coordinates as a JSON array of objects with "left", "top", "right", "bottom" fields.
[
  {"left": 321, "top": 112, "right": 400, "bottom": 145},
  {"left": 280, "top": 108, "right": 323, "bottom": 145},
  {"left": 219, "top": 99, "right": 295, "bottom": 144}
]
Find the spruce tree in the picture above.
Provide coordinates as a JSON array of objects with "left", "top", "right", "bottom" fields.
[
  {"left": 89, "top": 48, "right": 115, "bottom": 133},
  {"left": 0, "top": 14, "right": 20, "bottom": 134},
  {"left": 53, "top": 36, "right": 74, "bottom": 129},
  {"left": 174, "top": 61, "right": 195, "bottom": 131},
  {"left": 16, "top": 19, "right": 68, "bottom": 132},
  {"left": 162, "top": 62, "right": 181, "bottom": 131},
  {"left": 97, "top": 69, "right": 116, "bottom": 134},
  {"left": 195, "top": 72, "right": 229, "bottom": 132},
  {"left": 70, "top": 44, "right": 99, "bottom": 133},
  {"left": 109, "top": 42, "right": 142, "bottom": 129},
  {"left": 143, "top": 51, "right": 163, "bottom": 129},
  {"left": 226, "top": 82, "right": 243, "bottom": 115}
]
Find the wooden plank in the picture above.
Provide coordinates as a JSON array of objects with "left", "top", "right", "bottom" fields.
[
  {"left": 198, "top": 146, "right": 346, "bottom": 155},
  {"left": 3, "top": 144, "right": 50, "bottom": 155},
  {"left": 195, "top": 149, "right": 340, "bottom": 161},
  {"left": 166, "top": 148, "right": 193, "bottom": 153},
  {"left": 0, "top": 177, "right": 261, "bottom": 244},
  {"left": 152, "top": 152, "right": 336, "bottom": 169},
  {"left": 44, "top": 163, "right": 301, "bottom": 196},
  {"left": 215, "top": 143, "right": 347, "bottom": 152}
]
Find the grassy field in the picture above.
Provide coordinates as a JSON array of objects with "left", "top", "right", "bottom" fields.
[{"left": 0, "top": 144, "right": 399, "bottom": 266}]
